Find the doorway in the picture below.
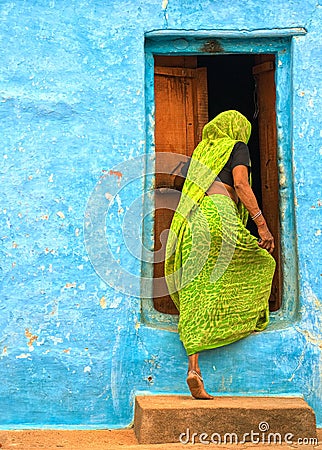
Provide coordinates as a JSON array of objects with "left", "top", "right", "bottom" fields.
[{"left": 153, "top": 54, "right": 281, "bottom": 315}]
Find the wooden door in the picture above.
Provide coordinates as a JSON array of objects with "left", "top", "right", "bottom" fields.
[
  {"left": 253, "top": 55, "right": 282, "bottom": 310},
  {"left": 153, "top": 60, "right": 208, "bottom": 314}
]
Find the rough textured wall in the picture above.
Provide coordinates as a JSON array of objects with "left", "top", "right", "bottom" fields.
[{"left": 0, "top": 0, "right": 321, "bottom": 428}]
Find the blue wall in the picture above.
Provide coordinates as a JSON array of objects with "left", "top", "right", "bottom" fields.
[{"left": 0, "top": 0, "right": 321, "bottom": 428}]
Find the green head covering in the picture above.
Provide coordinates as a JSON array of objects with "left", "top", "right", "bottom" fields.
[
  {"left": 180, "top": 110, "right": 251, "bottom": 217},
  {"left": 165, "top": 110, "right": 252, "bottom": 305},
  {"left": 202, "top": 109, "right": 252, "bottom": 142}
]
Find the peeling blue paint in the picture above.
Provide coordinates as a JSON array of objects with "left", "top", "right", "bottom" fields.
[{"left": 0, "top": 0, "right": 321, "bottom": 430}]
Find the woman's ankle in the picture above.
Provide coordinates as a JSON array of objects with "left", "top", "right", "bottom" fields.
[
  {"left": 188, "top": 353, "right": 200, "bottom": 373},
  {"left": 188, "top": 366, "right": 201, "bottom": 374}
]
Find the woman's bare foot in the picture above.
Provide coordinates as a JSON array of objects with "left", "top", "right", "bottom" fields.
[{"left": 186, "top": 370, "right": 214, "bottom": 400}]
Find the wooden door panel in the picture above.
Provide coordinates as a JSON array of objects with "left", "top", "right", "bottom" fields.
[
  {"left": 253, "top": 55, "right": 282, "bottom": 310},
  {"left": 153, "top": 64, "right": 208, "bottom": 314},
  {"left": 154, "top": 67, "right": 194, "bottom": 155},
  {"left": 153, "top": 191, "right": 181, "bottom": 314},
  {"left": 195, "top": 67, "right": 208, "bottom": 144}
]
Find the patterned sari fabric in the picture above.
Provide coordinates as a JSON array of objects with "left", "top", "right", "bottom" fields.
[{"left": 164, "top": 110, "right": 276, "bottom": 355}]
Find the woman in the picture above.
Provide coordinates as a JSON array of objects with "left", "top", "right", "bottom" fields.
[{"left": 165, "top": 110, "right": 276, "bottom": 400}]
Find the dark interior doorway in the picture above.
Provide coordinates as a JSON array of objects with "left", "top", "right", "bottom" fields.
[{"left": 197, "top": 54, "right": 261, "bottom": 237}]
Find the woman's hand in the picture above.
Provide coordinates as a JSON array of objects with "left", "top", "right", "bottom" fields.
[{"left": 257, "top": 223, "right": 275, "bottom": 254}]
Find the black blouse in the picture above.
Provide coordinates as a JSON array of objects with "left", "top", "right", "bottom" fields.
[{"left": 215, "top": 141, "right": 251, "bottom": 187}]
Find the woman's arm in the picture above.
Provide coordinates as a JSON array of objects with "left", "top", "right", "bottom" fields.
[{"left": 232, "top": 165, "right": 275, "bottom": 254}]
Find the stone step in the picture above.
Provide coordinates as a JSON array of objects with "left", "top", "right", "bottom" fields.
[{"left": 134, "top": 395, "right": 317, "bottom": 446}]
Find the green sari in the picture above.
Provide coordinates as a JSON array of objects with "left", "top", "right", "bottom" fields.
[{"left": 164, "top": 110, "right": 276, "bottom": 355}]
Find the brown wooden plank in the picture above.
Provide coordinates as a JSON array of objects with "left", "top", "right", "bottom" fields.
[
  {"left": 253, "top": 54, "right": 282, "bottom": 310},
  {"left": 195, "top": 67, "right": 208, "bottom": 146},
  {"left": 154, "top": 66, "right": 196, "bottom": 78},
  {"left": 153, "top": 191, "right": 180, "bottom": 315},
  {"left": 154, "top": 70, "right": 187, "bottom": 156},
  {"left": 252, "top": 60, "right": 274, "bottom": 75},
  {"left": 154, "top": 55, "right": 197, "bottom": 68},
  {"left": 185, "top": 77, "right": 196, "bottom": 156}
]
